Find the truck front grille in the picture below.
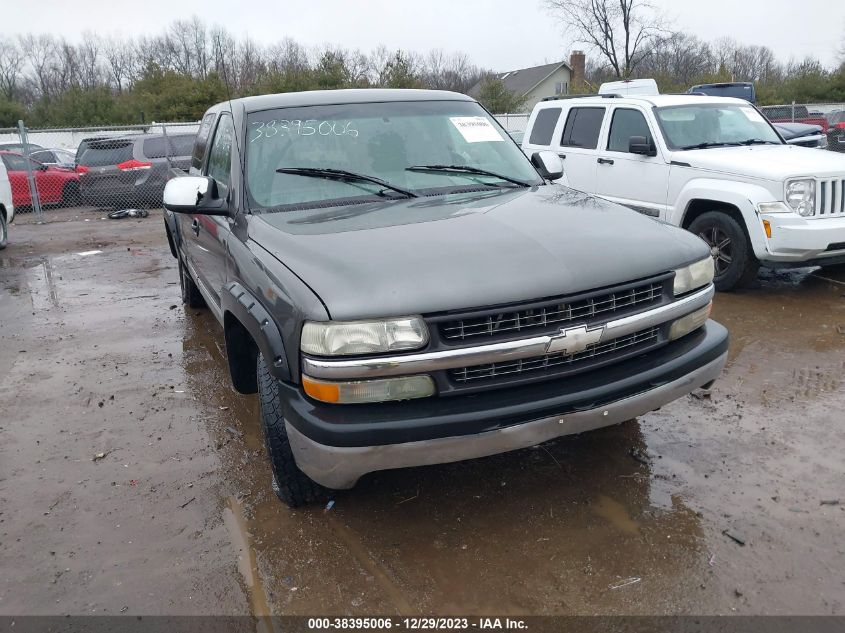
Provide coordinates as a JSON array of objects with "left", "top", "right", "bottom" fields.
[
  {"left": 448, "top": 326, "right": 660, "bottom": 384},
  {"left": 438, "top": 279, "right": 664, "bottom": 342},
  {"left": 818, "top": 178, "right": 845, "bottom": 216}
]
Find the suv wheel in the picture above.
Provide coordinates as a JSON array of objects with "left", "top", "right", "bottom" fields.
[
  {"left": 179, "top": 257, "right": 206, "bottom": 308},
  {"left": 0, "top": 212, "right": 7, "bottom": 250},
  {"left": 257, "top": 354, "right": 325, "bottom": 507},
  {"left": 688, "top": 212, "right": 759, "bottom": 291}
]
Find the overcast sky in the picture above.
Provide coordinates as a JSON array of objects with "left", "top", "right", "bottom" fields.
[{"left": 3, "top": 0, "right": 844, "bottom": 69}]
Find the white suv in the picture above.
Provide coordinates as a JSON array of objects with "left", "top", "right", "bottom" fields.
[
  {"left": 521, "top": 94, "right": 845, "bottom": 290},
  {"left": 0, "top": 158, "right": 13, "bottom": 250}
]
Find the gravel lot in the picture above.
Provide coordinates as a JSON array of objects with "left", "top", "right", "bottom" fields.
[{"left": 1, "top": 208, "right": 844, "bottom": 616}]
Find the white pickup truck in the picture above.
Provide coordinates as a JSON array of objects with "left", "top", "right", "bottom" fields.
[{"left": 521, "top": 94, "right": 845, "bottom": 290}]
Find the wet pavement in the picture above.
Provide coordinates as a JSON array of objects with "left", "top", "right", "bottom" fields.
[{"left": 1, "top": 209, "right": 844, "bottom": 616}]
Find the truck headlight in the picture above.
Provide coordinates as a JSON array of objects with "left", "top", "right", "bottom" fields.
[
  {"left": 673, "top": 257, "right": 714, "bottom": 296},
  {"left": 301, "top": 317, "right": 428, "bottom": 356},
  {"left": 785, "top": 179, "right": 816, "bottom": 216},
  {"left": 302, "top": 374, "right": 435, "bottom": 404}
]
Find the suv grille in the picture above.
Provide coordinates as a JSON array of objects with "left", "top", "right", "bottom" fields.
[
  {"left": 449, "top": 327, "right": 659, "bottom": 384},
  {"left": 439, "top": 280, "right": 663, "bottom": 342},
  {"left": 818, "top": 178, "right": 845, "bottom": 216}
]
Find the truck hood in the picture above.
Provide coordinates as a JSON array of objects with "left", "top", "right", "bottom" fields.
[
  {"left": 249, "top": 186, "right": 708, "bottom": 319},
  {"left": 671, "top": 144, "right": 845, "bottom": 180}
]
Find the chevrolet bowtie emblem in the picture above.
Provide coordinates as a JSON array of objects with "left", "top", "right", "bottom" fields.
[{"left": 546, "top": 325, "right": 604, "bottom": 355}]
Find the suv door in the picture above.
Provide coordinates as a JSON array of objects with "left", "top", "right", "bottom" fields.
[
  {"left": 180, "top": 113, "right": 235, "bottom": 309},
  {"left": 594, "top": 106, "right": 669, "bottom": 218},
  {"left": 556, "top": 106, "right": 606, "bottom": 193}
]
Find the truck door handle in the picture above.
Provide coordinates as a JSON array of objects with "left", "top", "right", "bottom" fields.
[
  {"left": 191, "top": 219, "right": 200, "bottom": 236},
  {"left": 558, "top": 153, "right": 566, "bottom": 160},
  {"left": 597, "top": 158, "right": 615, "bottom": 165}
]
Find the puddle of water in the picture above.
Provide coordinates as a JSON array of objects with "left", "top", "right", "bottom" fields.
[
  {"left": 223, "top": 496, "right": 277, "bottom": 631},
  {"left": 592, "top": 494, "right": 640, "bottom": 535}
]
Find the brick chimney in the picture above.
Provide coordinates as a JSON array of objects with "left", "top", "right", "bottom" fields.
[{"left": 570, "top": 50, "right": 585, "bottom": 92}]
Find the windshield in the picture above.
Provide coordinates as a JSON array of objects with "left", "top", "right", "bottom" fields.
[
  {"left": 655, "top": 104, "right": 782, "bottom": 150},
  {"left": 245, "top": 100, "right": 542, "bottom": 210}
]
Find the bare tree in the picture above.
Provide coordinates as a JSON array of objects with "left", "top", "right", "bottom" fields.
[
  {"left": 543, "top": 0, "right": 668, "bottom": 78},
  {"left": 103, "top": 37, "right": 133, "bottom": 92},
  {"left": 420, "top": 50, "right": 483, "bottom": 93},
  {"left": 78, "top": 33, "right": 104, "bottom": 89},
  {"left": 19, "top": 33, "right": 58, "bottom": 98},
  {"left": 0, "top": 36, "right": 24, "bottom": 100},
  {"left": 839, "top": 24, "right": 845, "bottom": 64}
]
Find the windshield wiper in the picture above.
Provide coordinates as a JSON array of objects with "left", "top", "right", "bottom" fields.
[
  {"left": 737, "top": 138, "right": 779, "bottom": 146},
  {"left": 678, "top": 141, "right": 742, "bottom": 150},
  {"left": 275, "top": 167, "right": 417, "bottom": 198},
  {"left": 405, "top": 164, "right": 532, "bottom": 188}
]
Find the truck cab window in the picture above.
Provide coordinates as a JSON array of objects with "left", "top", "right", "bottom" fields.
[{"left": 206, "top": 115, "right": 234, "bottom": 190}]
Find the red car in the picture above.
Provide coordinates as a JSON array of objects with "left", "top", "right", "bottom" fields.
[{"left": 0, "top": 151, "right": 81, "bottom": 208}]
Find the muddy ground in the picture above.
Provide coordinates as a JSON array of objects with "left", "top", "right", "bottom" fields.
[{"left": 1, "top": 207, "right": 844, "bottom": 617}]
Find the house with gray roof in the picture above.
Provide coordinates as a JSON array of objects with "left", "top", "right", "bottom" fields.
[{"left": 470, "top": 52, "right": 586, "bottom": 112}]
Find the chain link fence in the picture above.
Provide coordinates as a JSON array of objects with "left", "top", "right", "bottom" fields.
[
  {"left": 0, "top": 121, "right": 200, "bottom": 218},
  {"left": 757, "top": 102, "right": 845, "bottom": 152}
]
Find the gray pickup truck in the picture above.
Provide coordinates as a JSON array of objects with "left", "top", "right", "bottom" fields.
[{"left": 162, "top": 89, "right": 728, "bottom": 507}]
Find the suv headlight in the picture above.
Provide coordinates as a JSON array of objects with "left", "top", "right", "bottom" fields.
[
  {"left": 785, "top": 179, "right": 816, "bottom": 216},
  {"left": 301, "top": 317, "right": 429, "bottom": 356},
  {"left": 673, "top": 257, "right": 714, "bottom": 295}
]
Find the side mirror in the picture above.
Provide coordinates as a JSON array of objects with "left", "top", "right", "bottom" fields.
[
  {"left": 163, "top": 175, "right": 228, "bottom": 215},
  {"left": 629, "top": 136, "right": 656, "bottom": 156},
  {"left": 531, "top": 150, "right": 564, "bottom": 180}
]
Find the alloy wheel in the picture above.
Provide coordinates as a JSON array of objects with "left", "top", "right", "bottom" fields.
[{"left": 699, "top": 226, "right": 733, "bottom": 276}]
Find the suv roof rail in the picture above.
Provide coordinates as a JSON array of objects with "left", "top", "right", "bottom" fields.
[{"left": 540, "top": 93, "right": 622, "bottom": 101}]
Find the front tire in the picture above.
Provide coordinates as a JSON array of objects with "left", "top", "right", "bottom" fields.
[
  {"left": 0, "top": 212, "right": 7, "bottom": 250},
  {"left": 179, "top": 257, "right": 206, "bottom": 308},
  {"left": 257, "top": 354, "right": 324, "bottom": 507},
  {"left": 688, "top": 212, "right": 759, "bottom": 291}
]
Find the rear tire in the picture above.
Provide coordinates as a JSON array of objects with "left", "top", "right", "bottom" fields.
[
  {"left": 257, "top": 354, "right": 325, "bottom": 507},
  {"left": 0, "top": 212, "right": 7, "bottom": 250},
  {"left": 179, "top": 257, "right": 206, "bottom": 308},
  {"left": 688, "top": 211, "right": 759, "bottom": 291}
]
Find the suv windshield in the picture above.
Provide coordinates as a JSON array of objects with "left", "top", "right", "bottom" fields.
[
  {"left": 245, "top": 100, "right": 542, "bottom": 210},
  {"left": 656, "top": 104, "right": 782, "bottom": 150}
]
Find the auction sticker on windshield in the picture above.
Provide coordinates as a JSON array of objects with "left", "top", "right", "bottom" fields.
[
  {"left": 450, "top": 117, "right": 504, "bottom": 143},
  {"left": 739, "top": 108, "right": 767, "bottom": 124}
]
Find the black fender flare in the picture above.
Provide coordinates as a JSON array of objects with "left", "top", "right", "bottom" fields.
[
  {"left": 163, "top": 212, "right": 179, "bottom": 258},
  {"left": 221, "top": 281, "right": 291, "bottom": 382}
]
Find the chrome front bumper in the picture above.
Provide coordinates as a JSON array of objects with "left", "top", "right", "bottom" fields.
[
  {"left": 302, "top": 285, "right": 715, "bottom": 380},
  {"left": 287, "top": 351, "right": 727, "bottom": 489}
]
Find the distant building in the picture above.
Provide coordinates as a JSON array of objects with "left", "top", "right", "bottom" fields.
[{"left": 470, "top": 51, "right": 586, "bottom": 112}]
